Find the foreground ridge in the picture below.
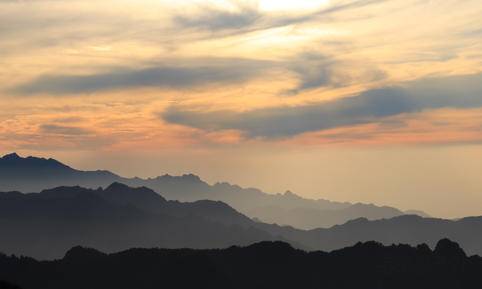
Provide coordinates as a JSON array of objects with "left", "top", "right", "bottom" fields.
[{"left": 1, "top": 239, "right": 481, "bottom": 289}]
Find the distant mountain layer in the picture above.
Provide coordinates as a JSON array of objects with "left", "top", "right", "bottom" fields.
[
  {"left": 1, "top": 239, "right": 481, "bottom": 289},
  {"left": 1, "top": 183, "right": 482, "bottom": 259},
  {"left": 262, "top": 215, "right": 482, "bottom": 256},
  {"left": 0, "top": 152, "right": 426, "bottom": 228}
]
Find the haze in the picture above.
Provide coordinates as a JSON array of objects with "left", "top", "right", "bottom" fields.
[{"left": 1, "top": 0, "right": 482, "bottom": 218}]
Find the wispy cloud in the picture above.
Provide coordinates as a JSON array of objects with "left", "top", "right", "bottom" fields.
[
  {"left": 39, "top": 124, "right": 92, "bottom": 136},
  {"left": 174, "top": 3, "right": 262, "bottom": 31},
  {"left": 173, "top": 0, "right": 388, "bottom": 35},
  {"left": 9, "top": 52, "right": 385, "bottom": 96},
  {"left": 10, "top": 58, "right": 272, "bottom": 95},
  {"left": 162, "top": 73, "right": 482, "bottom": 138},
  {"left": 285, "top": 52, "right": 386, "bottom": 94}
]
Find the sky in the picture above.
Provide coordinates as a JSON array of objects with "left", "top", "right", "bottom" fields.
[{"left": 1, "top": 0, "right": 482, "bottom": 217}]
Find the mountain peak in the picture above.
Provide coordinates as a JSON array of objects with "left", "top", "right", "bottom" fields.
[
  {"left": 282, "top": 190, "right": 302, "bottom": 199},
  {"left": 246, "top": 241, "right": 294, "bottom": 252},
  {"left": 434, "top": 238, "right": 466, "bottom": 258},
  {"left": 181, "top": 173, "right": 202, "bottom": 182},
  {"left": 64, "top": 246, "right": 105, "bottom": 261},
  {"left": 2, "top": 152, "right": 21, "bottom": 160},
  {"left": 343, "top": 217, "right": 369, "bottom": 226},
  {"left": 284, "top": 190, "right": 295, "bottom": 196},
  {"left": 103, "top": 182, "right": 165, "bottom": 203},
  {"left": 105, "top": 182, "right": 131, "bottom": 191},
  {"left": 0, "top": 153, "right": 71, "bottom": 169}
]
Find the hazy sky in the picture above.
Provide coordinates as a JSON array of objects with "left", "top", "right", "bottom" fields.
[{"left": 1, "top": 0, "right": 482, "bottom": 217}]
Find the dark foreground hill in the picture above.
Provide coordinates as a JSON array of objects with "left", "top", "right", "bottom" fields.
[
  {"left": 0, "top": 281, "right": 21, "bottom": 289},
  {"left": 0, "top": 152, "right": 422, "bottom": 228},
  {"left": 1, "top": 239, "right": 481, "bottom": 289}
]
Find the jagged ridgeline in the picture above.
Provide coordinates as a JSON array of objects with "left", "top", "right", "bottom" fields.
[
  {"left": 1, "top": 239, "right": 481, "bottom": 289},
  {"left": 0, "top": 153, "right": 427, "bottom": 229}
]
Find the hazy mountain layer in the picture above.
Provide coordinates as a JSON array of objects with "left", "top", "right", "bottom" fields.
[
  {"left": 1, "top": 239, "right": 480, "bottom": 289},
  {"left": 0, "top": 153, "right": 424, "bottom": 228},
  {"left": 1, "top": 182, "right": 482, "bottom": 259},
  {"left": 259, "top": 215, "right": 482, "bottom": 256}
]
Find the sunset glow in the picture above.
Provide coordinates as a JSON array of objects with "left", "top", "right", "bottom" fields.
[{"left": 1, "top": 0, "right": 482, "bottom": 217}]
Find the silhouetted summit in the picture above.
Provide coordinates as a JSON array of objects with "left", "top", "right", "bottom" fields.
[
  {"left": 101, "top": 182, "right": 168, "bottom": 213},
  {"left": 64, "top": 246, "right": 107, "bottom": 261},
  {"left": 1, "top": 152, "right": 70, "bottom": 170},
  {"left": 1, "top": 240, "right": 481, "bottom": 289},
  {"left": 0, "top": 153, "right": 118, "bottom": 192},
  {"left": 435, "top": 238, "right": 467, "bottom": 259},
  {"left": 244, "top": 240, "right": 296, "bottom": 253},
  {"left": 1, "top": 153, "right": 20, "bottom": 160}
]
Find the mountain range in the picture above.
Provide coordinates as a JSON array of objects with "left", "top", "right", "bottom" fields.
[
  {"left": 2, "top": 182, "right": 482, "bottom": 259},
  {"left": 1, "top": 239, "right": 480, "bottom": 289},
  {"left": 0, "top": 152, "right": 427, "bottom": 229},
  {"left": 0, "top": 183, "right": 277, "bottom": 259}
]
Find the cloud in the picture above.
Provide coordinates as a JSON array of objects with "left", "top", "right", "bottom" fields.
[
  {"left": 314, "top": 0, "right": 388, "bottom": 16},
  {"left": 10, "top": 58, "right": 271, "bottom": 95},
  {"left": 173, "top": 0, "right": 388, "bottom": 34},
  {"left": 8, "top": 52, "right": 366, "bottom": 95},
  {"left": 162, "top": 87, "right": 415, "bottom": 138},
  {"left": 161, "top": 73, "right": 482, "bottom": 138},
  {"left": 9, "top": 51, "right": 383, "bottom": 96},
  {"left": 284, "top": 52, "right": 386, "bottom": 94},
  {"left": 174, "top": 4, "right": 262, "bottom": 31},
  {"left": 286, "top": 53, "right": 335, "bottom": 93},
  {"left": 51, "top": 116, "right": 85, "bottom": 123},
  {"left": 39, "top": 124, "right": 92, "bottom": 135}
]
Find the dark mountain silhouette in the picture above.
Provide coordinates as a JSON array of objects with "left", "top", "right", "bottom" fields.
[
  {"left": 258, "top": 214, "right": 482, "bottom": 256},
  {"left": 0, "top": 184, "right": 275, "bottom": 259},
  {"left": 1, "top": 239, "right": 481, "bottom": 289},
  {"left": 0, "top": 281, "right": 22, "bottom": 289},
  {"left": 0, "top": 152, "right": 425, "bottom": 228},
  {"left": 0, "top": 153, "right": 119, "bottom": 192}
]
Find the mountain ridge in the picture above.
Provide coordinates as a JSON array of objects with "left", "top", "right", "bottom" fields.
[
  {"left": 1, "top": 182, "right": 482, "bottom": 259},
  {"left": 1, "top": 239, "right": 481, "bottom": 289},
  {"left": 0, "top": 183, "right": 277, "bottom": 259},
  {"left": 0, "top": 152, "right": 427, "bottom": 228}
]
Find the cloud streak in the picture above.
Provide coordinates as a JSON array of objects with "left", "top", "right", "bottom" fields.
[
  {"left": 162, "top": 73, "right": 482, "bottom": 138},
  {"left": 9, "top": 52, "right": 383, "bottom": 96},
  {"left": 285, "top": 52, "right": 386, "bottom": 94},
  {"left": 174, "top": 4, "right": 262, "bottom": 31},
  {"left": 39, "top": 124, "right": 92, "bottom": 136},
  {"left": 10, "top": 58, "right": 271, "bottom": 95},
  {"left": 173, "top": 0, "right": 388, "bottom": 35}
]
